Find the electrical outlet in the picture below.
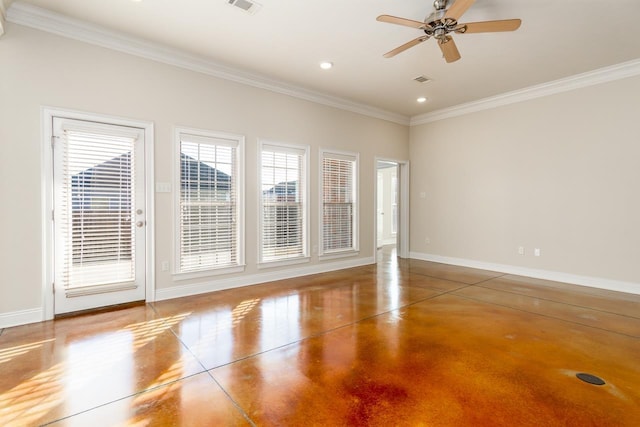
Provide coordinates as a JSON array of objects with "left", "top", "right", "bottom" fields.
[
  {"left": 161, "top": 261, "right": 169, "bottom": 271},
  {"left": 425, "top": 237, "right": 430, "bottom": 244},
  {"left": 517, "top": 246, "right": 524, "bottom": 255},
  {"left": 534, "top": 248, "right": 541, "bottom": 257}
]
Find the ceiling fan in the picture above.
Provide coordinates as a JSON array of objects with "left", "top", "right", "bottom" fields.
[{"left": 377, "top": 0, "right": 521, "bottom": 63}]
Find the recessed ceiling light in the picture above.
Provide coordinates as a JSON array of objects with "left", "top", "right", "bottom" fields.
[
  {"left": 320, "top": 61, "right": 333, "bottom": 70},
  {"left": 417, "top": 97, "right": 428, "bottom": 103}
]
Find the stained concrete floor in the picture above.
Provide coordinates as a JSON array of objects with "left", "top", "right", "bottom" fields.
[{"left": 1, "top": 247, "right": 639, "bottom": 426}]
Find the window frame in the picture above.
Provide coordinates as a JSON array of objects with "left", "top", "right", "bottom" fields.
[
  {"left": 173, "top": 127, "right": 245, "bottom": 279},
  {"left": 257, "top": 139, "right": 310, "bottom": 268},
  {"left": 318, "top": 148, "right": 359, "bottom": 259}
]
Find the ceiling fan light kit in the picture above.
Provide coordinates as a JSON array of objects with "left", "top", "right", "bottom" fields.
[{"left": 377, "top": 0, "right": 521, "bottom": 63}]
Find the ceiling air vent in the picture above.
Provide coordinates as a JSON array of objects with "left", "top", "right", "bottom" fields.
[
  {"left": 227, "top": 0, "right": 262, "bottom": 14},
  {"left": 413, "top": 75, "right": 431, "bottom": 83}
]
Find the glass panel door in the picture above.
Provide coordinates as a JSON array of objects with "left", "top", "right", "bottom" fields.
[{"left": 53, "top": 118, "right": 146, "bottom": 314}]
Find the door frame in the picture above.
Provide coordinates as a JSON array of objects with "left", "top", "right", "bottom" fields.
[
  {"left": 376, "top": 170, "right": 384, "bottom": 248},
  {"left": 41, "top": 107, "right": 155, "bottom": 320},
  {"left": 374, "top": 157, "right": 409, "bottom": 259}
]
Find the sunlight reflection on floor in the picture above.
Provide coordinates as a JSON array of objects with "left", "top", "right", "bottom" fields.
[{"left": 0, "top": 312, "right": 192, "bottom": 426}]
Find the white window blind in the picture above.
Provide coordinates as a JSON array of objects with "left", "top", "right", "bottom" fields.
[
  {"left": 56, "top": 125, "right": 138, "bottom": 291},
  {"left": 179, "top": 133, "right": 240, "bottom": 273},
  {"left": 260, "top": 143, "right": 307, "bottom": 263},
  {"left": 321, "top": 151, "right": 358, "bottom": 254}
]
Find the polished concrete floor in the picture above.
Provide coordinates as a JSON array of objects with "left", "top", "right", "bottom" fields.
[{"left": 1, "top": 247, "right": 639, "bottom": 426}]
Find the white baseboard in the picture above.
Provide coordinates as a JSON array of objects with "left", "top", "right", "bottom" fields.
[
  {"left": 10, "top": 253, "right": 634, "bottom": 328},
  {"left": 0, "top": 258, "right": 375, "bottom": 328},
  {"left": 409, "top": 251, "right": 640, "bottom": 295},
  {"left": 0, "top": 308, "right": 43, "bottom": 329},
  {"left": 155, "top": 256, "right": 376, "bottom": 301}
]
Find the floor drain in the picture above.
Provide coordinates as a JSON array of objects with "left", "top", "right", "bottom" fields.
[{"left": 576, "top": 373, "right": 605, "bottom": 386}]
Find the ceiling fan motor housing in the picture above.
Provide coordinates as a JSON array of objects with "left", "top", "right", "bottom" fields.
[
  {"left": 424, "top": 15, "right": 460, "bottom": 40},
  {"left": 424, "top": 0, "right": 463, "bottom": 40},
  {"left": 377, "top": 0, "right": 521, "bottom": 62}
]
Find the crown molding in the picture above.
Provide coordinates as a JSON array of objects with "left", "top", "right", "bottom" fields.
[
  {"left": 0, "top": 1, "right": 7, "bottom": 37},
  {"left": 8, "top": 1, "right": 639, "bottom": 129},
  {"left": 410, "top": 58, "right": 640, "bottom": 126},
  {"left": 6, "top": 1, "right": 410, "bottom": 126}
]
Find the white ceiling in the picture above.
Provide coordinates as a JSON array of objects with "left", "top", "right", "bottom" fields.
[{"left": 5, "top": 0, "right": 640, "bottom": 119}]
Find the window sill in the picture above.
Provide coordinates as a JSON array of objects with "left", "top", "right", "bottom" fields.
[
  {"left": 318, "top": 250, "right": 359, "bottom": 261},
  {"left": 257, "top": 256, "right": 310, "bottom": 270},
  {"left": 172, "top": 264, "right": 245, "bottom": 281}
]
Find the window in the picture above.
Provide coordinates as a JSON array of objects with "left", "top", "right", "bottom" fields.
[
  {"left": 320, "top": 149, "right": 358, "bottom": 256},
  {"left": 259, "top": 141, "right": 309, "bottom": 264},
  {"left": 176, "top": 129, "right": 244, "bottom": 275}
]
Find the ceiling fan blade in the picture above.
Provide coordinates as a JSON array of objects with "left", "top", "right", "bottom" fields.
[
  {"left": 383, "top": 36, "right": 429, "bottom": 58},
  {"left": 438, "top": 36, "right": 461, "bottom": 63},
  {"left": 460, "top": 19, "right": 522, "bottom": 33},
  {"left": 444, "top": 0, "right": 476, "bottom": 22},
  {"left": 377, "top": 14, "right": 426, "bottom": 29}
]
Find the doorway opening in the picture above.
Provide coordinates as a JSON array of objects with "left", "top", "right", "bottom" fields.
[{"left": 375, "top": 159, "right": 409, "bottom": 260}]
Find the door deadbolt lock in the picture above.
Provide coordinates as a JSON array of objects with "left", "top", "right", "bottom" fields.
[{"left": 136, "top": 221, "right": 145, "bottom": 228}]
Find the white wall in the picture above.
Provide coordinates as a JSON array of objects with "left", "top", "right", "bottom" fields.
[
  {"left": 410, "top": 75, "right": 640, "bottom": 291},
  {"left": 0, "top": 23, "right": 409, "bottom": 324}
]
